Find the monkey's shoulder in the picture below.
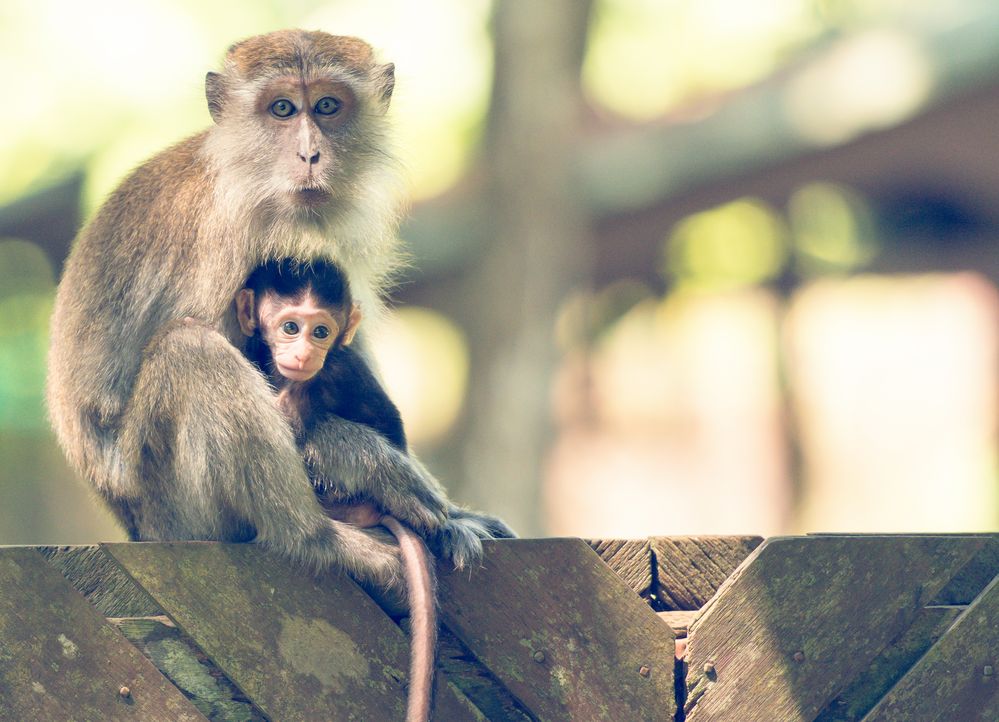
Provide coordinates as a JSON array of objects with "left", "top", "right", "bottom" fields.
[
  {"left": 314, "top": 347, "right": 386, "bottom": 398},
  {"left": 89, "top": 132, "right": 213, "bottom": 228},
  {"left": 312, "top": 349, "right": 401, "bottom": 416}
]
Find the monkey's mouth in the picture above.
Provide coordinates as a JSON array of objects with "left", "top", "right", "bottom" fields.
[
  {"left": 276, "top": 363, "right": 321, "bottom": 381},
  {"left": 292, "top": 187, "right": 331, "bottom": 206}
]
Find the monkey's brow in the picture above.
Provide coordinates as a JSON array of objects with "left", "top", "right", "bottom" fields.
[{"left": 254, "top": 64, "right": 368, "bottom": 85}]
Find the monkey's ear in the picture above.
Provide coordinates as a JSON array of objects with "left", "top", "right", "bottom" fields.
[
  {"left": 374, "top": 63, "right": 394, "bottom": 113},
  {"left": 206, "top": 72, "right": 226, "bottom": 124},
  {"left": 235, "top": 289, "right": 257, "bottom": 336},
  {"left": 341, "top": 304, "right": 362, "bottom": 346}
]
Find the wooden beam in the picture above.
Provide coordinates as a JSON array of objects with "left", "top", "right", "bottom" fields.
[
  {"left": 103, "top": 542, "right": 481, "bottom": 721},
  {"left": 863, "top": 572, "right": 999, "bottom": 721},
  {"left": 684, "top": 535, "right": 987, "bottom": 722},
  {"left": 39, "top": 545, "right": 162, "bottom": 617},
  {"left": 586, "top": 538, "right": 653, "bottom": 595},
  {"left": 109, "top": 616, "right": 267, "bottom": 721},
  {"left": 0, "top": 547, "right": 203, "bottom": 721},
  {"left": 651, "top": 535, "right": 763, "bottom": 610},
  {"left": 816, "top": 605, "right": 964, "bottom": 721},
  {"left": 439, "top": 538, "right": 676, "bottom": 721}
]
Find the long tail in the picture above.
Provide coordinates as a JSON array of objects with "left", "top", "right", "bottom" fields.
[{"left": 382, "top": 515, "right": 437, "bottom": 722}]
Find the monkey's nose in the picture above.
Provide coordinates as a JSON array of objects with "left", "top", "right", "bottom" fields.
[{"left": 298, "top": 150, "right": 320, "bottom": 165}]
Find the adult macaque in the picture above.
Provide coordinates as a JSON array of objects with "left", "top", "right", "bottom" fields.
[
  {"left": 47, "top": 30, "right": 511, "bottom": 595},
  {"left": 238, "top": 257, "right": 435, "bottom": 722}
]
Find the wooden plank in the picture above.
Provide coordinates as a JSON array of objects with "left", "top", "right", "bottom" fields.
[
  {"left": 585, "top": 538, "right": 653, "bottom": 595},
  {"left": 863, "top": 573, "right": 999, "bottom": 722},
  {"left": 40, "top": 545, "right": 162, "bottom": 617},
  {"left": 0, "top": 547, "right": 204, "bottom": 721},
  {"left": 816, "top": 605, "right": 964, "bottom": 721},
  {"left": 110, "top": 616, "right": 267, "bottom": 721},
  {"left": 657, "top": 610, "right": 699, "bottom": 638},
  {"left": 930, "top": 535, "right": 999, "bottom": 604},
  {"left": 104, "top": 542, "right": 481, "bottom": 722},
  {"left": 684, "top": 535, "right": 986, "bottom": 722},
  {"left": 435, "top": 624, "right": 534, "bottom": 722},
  {"left": 439, "top": 538, "right": 676, "bottom": 721},
  {"left": 651, "top": 535, "right": 763, "bottom": 610}
]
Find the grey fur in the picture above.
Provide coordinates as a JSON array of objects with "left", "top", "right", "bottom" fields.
[{"left": 47, "top": 30, "right": 512, "bottom": 595}]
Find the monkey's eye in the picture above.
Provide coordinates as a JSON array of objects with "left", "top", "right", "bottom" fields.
[
  {"left": 313, "top": 325, "right": 331, "bottom": 340},
  {"left": 269, "top": 99, "right": 297, "bottom": 119},
  {"left": 281, "top": 321, "right": 300, "bottom": 335},
  {"left": 314, "top": 97, "right": 342, "bottom": 116}
]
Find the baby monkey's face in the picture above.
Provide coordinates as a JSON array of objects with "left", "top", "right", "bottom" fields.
[
  {"left": 256, "top": 293, "right": 341, "bottom": 381},
  {"left": 236, "top": 285, "right": 362, "bottom": 382}
]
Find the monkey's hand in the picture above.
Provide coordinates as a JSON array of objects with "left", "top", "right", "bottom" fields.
[{"left": 303, "top": 417, "right": 448, "bottom": 534}]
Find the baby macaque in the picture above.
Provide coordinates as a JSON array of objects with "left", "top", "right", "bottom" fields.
[{"left": 237, "top": 257, "right": 435, "bottom": 722}]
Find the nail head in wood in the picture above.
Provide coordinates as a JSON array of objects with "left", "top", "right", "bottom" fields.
[
  {"left": 532, "top": 650, "right": 546, "bottom": 664},
  {"left": 119, "top": 686, "right": 131, "bottom": 699}
]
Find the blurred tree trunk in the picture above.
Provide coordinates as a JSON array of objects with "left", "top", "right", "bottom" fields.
[{"left": 454, "top": 0, "right": 594, "bottom": 535}]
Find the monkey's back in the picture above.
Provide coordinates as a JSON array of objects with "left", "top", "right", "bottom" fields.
[{"left": 47, "top": 132, "right": 226, "bottom": 474}]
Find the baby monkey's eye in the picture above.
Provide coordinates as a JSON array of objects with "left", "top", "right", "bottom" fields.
[
  {"left": 281, "top": 321, "right": 300, "bottom": 335},
  {"left": 313, "top": 325, "right": 331, "bottom": 340}
]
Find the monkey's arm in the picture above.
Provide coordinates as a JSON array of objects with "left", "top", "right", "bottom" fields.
[
  {"left": 304, "top": 347, "right": 514, "bottom": 567},
  {"left": 302, "top": 418, "right": 448, "bottom": 534},
  {"left": 120, "top": 320, "right": 407, "bottom": 592}
]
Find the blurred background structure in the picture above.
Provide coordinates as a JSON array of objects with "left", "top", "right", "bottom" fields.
[{"left": 3, "top": 0, "right": 999, "bottom": 543}]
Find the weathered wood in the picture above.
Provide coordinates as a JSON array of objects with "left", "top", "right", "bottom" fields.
[
  {"left": 816, "top": 605, "right": 964, "bottom": 721},
  {"left": 651, "top": 535, "right": 763, "bottom": 610},
  {"left": 930, "top": 536, "right": 999, "bottom": 605},
  {"left": 0, "top": 547, "right": 204, "bottom": 721},
  {"left": 439, "top": 538, "right": 676, "bottom": 721},
  {"left": 585, "top": 538, "right": 653, "bottom": 595},
  {"left": 104, "top": 542, "right": 481, "bottom": 721},
  {"left": 40, "top": 545, "right": 162, "bottom": 617},
  {"left": 110, "top": 616, "right": 267, "bottom": 721},
  {"left": 684, "top": 535, "right": 987, "bottom": 722},
  {"left": 657, "top": 610, "right": 699, "bottom": 638},
  {"left": 435, "top": 624, "right": 533, "bottom": 722},
  {"left": 862, "top": 573, "right": 999, "bottom": 722}
]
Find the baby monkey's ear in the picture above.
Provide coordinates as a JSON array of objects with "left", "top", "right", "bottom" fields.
[
  {"left": 235, "top": 288, "right": 257, "bottom": 336},
  {"left": 340, "top": 304, "right": 362, "bottom": 346}
]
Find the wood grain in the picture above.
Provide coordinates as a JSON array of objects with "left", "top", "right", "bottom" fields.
[
  {"left": 586, "top": 538, "right": 653, "bottom": 595},
  {"left": 651, "top": 536, "right": 763, "bottom": 611},
  {"left": 684, "top": 535, "right": 986, "bottom": 722},
  {"left": 104, "top": 541, "right": 481, "bottom": 721},
  {"left": 439, "top": 538, "right": 676, "bottom": 721},
  {"left": 0, "top": 547, "right": 204, "bottom": 721},
  {"left": 863, "top": 572, "right": 999, "bottom": 722}
]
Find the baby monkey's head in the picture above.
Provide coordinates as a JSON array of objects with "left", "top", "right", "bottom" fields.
[{"left": 237, "top": 258, "right": 360, "bottom": 381}]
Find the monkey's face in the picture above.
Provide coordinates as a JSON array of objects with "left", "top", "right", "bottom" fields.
[
  {"left": 256, "top": 293, "right": 342, "bottom": 381},
  {"left": 206, "top": 31, "right": 395, "bottom": 213},
  {"left": 255, "top": 77, "right": 358, "bottom": 208}
]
